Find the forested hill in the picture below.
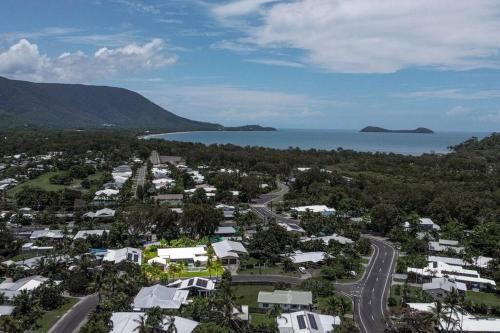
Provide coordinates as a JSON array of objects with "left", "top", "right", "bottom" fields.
[{"left": 0, "top": 76, "right": 272, "bottom": 132}]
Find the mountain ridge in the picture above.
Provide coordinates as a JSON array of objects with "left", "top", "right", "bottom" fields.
[
  {"left": 360, "top": 126, "right": 434, "bottom": 134},
  {"left": 0, "top": 76, "right": 275, "bottom": 132}
]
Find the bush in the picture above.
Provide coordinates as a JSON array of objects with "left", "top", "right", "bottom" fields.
[{"left": 388, "top": 296, "right": 398, "bottom": 307}]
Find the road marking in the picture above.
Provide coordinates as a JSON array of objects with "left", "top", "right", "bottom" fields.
[
  {"left": 376, "top": 277, "right": 379, "bottom": 281},
  {"left": 379, "top": 241, "right": 397, "bottom": 319},
  {"left": 371, "top": 315, "right": 375, "bottom": 321},
  {"left": 368, "top": 300, "right": 371, "bottom": 305}
]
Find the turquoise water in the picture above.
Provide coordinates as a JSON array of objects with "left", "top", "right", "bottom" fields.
[{"left": 148, "top": 129, "right": 490, "bottom": 155}]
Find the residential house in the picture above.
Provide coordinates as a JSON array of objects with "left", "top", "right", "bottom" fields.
[
  {"left": 428, "top": 239, "right": 464, "bottom": 254},
  {"left": 278, "top": 222, "right": 306, "bottom": 235},
  {"left": 289, "top": 251, "right": 328, "bottom": 265},
  {"left": 291, "top": 205, "right": 336, "bottom": 217},
  {"left": 428, "top": 255, "right": 493, "bottom": 269},
  {"left": 277, "top": 310, "right": 341, "bottom": 333},
  {"left": 73, "top": 229, "right": 108, "bottom": 240},
  {"left": 302, "top": 234, "right": 354, "bottom": 245},
  {"left": 258, "top": 290, "right": 313, "bottom": 312},
  {"left": 83, "top": 208, "right": 115, "bottom": 219},
  {"left": 156, "top": 246, "right": 209, "bottom": 265},
  {"left": 404, "top": 218, "right": 440, "bottom": 232},
  {"left": 423, "top": 277, "right": 467, "bottom": 299},
  {"left": 30, "top": 229, "right": 65, "bottom": 240},
  {"left": 168, "top": 277, "right": 216, "bottom": 296},
  {"left": 110, "top": 312, "right": 198, "bottom": 333},
  {"left": 212, "top": 240, "right": 248, "bottom": 266},
  {"left": 133, "top": 285, "right": 189, "bottom": 310},
  {"left": 153, "top": 194, "right": 184, "bottom": 205},
  {"left": 103, "top": 247, "right": 142, "bottom": 265},
  {"left": 0, "top": 275, "right": 49, "bottom": 300}
]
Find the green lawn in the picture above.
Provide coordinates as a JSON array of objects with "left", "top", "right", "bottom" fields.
[
  {"left": 178, "top": 267, "right": 224, "bottom": 278},
  {"left": 251, "top": 313, "right": 276, "bottom": 325},
  {"left": 232, "top": 284, "right": 275, "bottom": 307},
  {"left": 389, "top": 285, "right": 433, "bottom": 308},
  {"left": 9, "top": 252, "right": 39, "bottom": 261},
  {"left": 35, "top": 297, "right": 79, "bottom": 333},
  {"left": 466, "top": 291, "right": 500, "bottom": 307},
  {"left": 8, "top": 171, "right": 104, "bottom": 197},
  {"left": 238, "top": 265, "right": 300, "bottom": 277}
]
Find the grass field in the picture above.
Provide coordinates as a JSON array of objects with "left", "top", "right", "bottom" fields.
[
  {"left": 8, "top": 171, "right": 104, "bottom": 197},
  {"left": 389, "top": 285, "right": 433, "bottom": 307},
  {"left": 466, "top": 291, "right": 500, "bottom": 307},
  {"left": 238, "top": 265, "right": 300, "bottom": 277},
  {"left": 232, "top": 284, "right": 275, "bottom": 307},
  {"left": 250, "top": 313, "right": 276, "bottom": 325},
  {"left": 35, "top": 297, "right": 79, "bottom": 333}
]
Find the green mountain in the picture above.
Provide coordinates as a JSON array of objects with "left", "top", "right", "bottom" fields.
[{"left": 0, "top": 76, "right": 263, "bottom": 132}]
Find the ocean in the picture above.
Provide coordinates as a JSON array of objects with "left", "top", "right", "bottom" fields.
[{"left": 147, "top": 129, "right": 491, "bottom": 155}]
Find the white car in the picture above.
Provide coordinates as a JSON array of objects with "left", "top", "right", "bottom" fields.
[{"left": 298, "top": 267, "right": 307, "bottom": 274}]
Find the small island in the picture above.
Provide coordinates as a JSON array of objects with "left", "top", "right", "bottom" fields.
[
  {"left": 223, "top": 125, "right": 277, "bottom": 132},
  {"left": 360, "top": 126, "right": 434, "bottom": 134}
]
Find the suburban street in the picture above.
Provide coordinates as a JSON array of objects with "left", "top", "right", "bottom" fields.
[
  {"left": 250, "top": 182, "right": 398, "bottom": 333},
  {"left": 49, "top": 294, "right": 99, "bottom": 333},
  {"left": 133, "top": 164, "right": 147, "bottom": 199}
]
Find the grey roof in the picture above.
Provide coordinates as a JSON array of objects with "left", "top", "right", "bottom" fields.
[
  {"left": 258, "top": 290, "right": 312, "bottom": 306},
  {"left": 215, "top": 226, "right": 236, "bottom": 234},
  {"left": 133, "top": 285, "right": 189, "bottom": 310},
  {"left": 212, "top": 240, "right": 247, "bottom": 259},
  {"left": 74, "top": 230, "right": 108, "bottom": 240},
  {"left": 0, "top": 305, "right": 15, "bottom": 316},
  {"left": 423, "top": 277, "right": 467, "bottom": 293},
  {"left": 0, "top": 275, "right": 49, "bottom": 299},
  {"left": 30, "top": 229, "right": 65, "bottom": 239},
  {"left": 155, "top": 194, "right": 184, "bottom": 201},
  {"left": 110, "top": 312, "right": 198, "bottom": 333}
]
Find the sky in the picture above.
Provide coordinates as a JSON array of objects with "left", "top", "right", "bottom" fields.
[{"left": 1, "top": 0, "right": 500, "bottom": 132}]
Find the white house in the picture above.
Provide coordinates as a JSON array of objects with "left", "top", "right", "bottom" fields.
[
  {"left": 278, "top": 222, "right": 306, "bottom": 235},
  {"left": 428, "top": 239, "right": 464, "bottom": 254},
  {"left": 428, "top": 255, "right": 493, "bottom": 269},
  {"left": 302, "top": 234, "right": 354, "bottom": 245},
  {"left": 404, "top": 218, "right": 440, "bottom": 232},
  {"left": 83, "top": 208, "right": 115, "bottom": 219},
  {"left": 423, "top": 277, "right": 467, "bottom": 299},
  {"left": 30, "top": 229, "right": 65, "bottom": 240},
  {"left": 133, "top": 285, "right": 189, "bottom": 310},
  {"left": 156, "top": 246, "right": 209, "bottom": 265},
  {"left": 168, "top": 277, "right": 216, "bottom": 296},
  {"left": 290, "top": 251, "right": 328, "bottom": 265},
  {"left": 94, "top": 189, "right": 119, "bottom": 202},
  {"left": 407, "top": 261, "right": 496, "bottom": 290},
  {"left": 110, "top": 312, "right": 198, "bottom": 333},
  {"left": 277, "top": 310, "right": 341, "bottom": 333},
  {"left": 103, "top": 247, "right": 142, "bottom": 265},
  {"left": 212, "top": 240, "right": 248, "bottom": 266},
  {"left": 258, "top": 290, "right": 313, "bottom": 311},
  {"left": 0, "top": 275, "right": 49, "bottom": 299},
  {"left": 73, "top": 229, "right": 108, "bottom": 240},
  {"left": 292, "top": 205, "right": 336, "bottom": 216}
]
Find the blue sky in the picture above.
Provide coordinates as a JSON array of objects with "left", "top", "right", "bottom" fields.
[{"left": 1, "top": 0, "right": 500, "bottom": 131}]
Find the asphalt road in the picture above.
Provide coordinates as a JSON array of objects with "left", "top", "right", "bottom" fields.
[
  {"left": 49, "top": 294, "right": 99, "bottom": 333},
  {"left": 250, "top": 183, "right": 398, "bottom": 333},
  {"left": 134, "top": 164, "right": 147, "bottom": 199}
]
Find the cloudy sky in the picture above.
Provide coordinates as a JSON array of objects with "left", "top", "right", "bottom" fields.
[{"left": 1, "top": 0, "right": 500, "bottom": 131}]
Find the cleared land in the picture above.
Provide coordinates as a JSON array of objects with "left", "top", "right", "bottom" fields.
[{"left": 466, "top": 291, "right": 500, "bottom": 307}]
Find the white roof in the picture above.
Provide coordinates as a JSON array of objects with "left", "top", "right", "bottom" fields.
[
  {"left": 258, "top": 290, "right": 312, "bottom": 306},
  {"left": 290, "top": 251, "right": 328, "bottom": 264},
  {"left": 406, "top": 303, "right": 500, "bottom": 332},
  {"left": 279, "top": 222, "right": 306, "bottom": 234},
  {"left": 30, "top": 229, "right": 64, "bottom": 239},
  {"left": 423, "top": 277, "right": 467, "bottom": 293},
  {"left": 407, "top": 261, "right": 495, "bottom": 287},
  {"left": 110, "top": 312, "right": 198, "bottom": 333},
  {"left": 292, "top": 205, "right": 336, "bottom": 213},
  {"left": 277, "top": 310, "right": 341, "bottom": 333},
  {"left": 0, "top": 275, "right": 49, "bottom": 299},
  {"left": 215, "top": 226, "right": 236, "bottom": 234},
  {"left": 212, "top": 240, "right": 247, "bottom": 259},
  {"left": 168, "top": 278, "right": 216, "bottom": 291},
  {"left": 427, "top": 255, "right": 493, "bottom": 269},
  {"left": 0, "top": 305, "right": 15, "bottom": 316},
  {"left": 302, "top": 234, "right": 354, "bottom": 245},
  {"left": 95, "top": 189, "right": 119, "bottom": 197},
  {"left": 103, "top": 247, "right": 142, "bottom": 265},
  {"left": 157, "top": 246, "right": 207, "bottom": 262},
  {"left": 74, "top": 230, "right": 108, "bottom": 240},
  {"left": 133, "top": 285, "right": 189, "bottom": 310}
]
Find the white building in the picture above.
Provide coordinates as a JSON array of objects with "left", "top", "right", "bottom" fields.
[
  {"left": 277, "top": 310, "right": 341, "bottom": 333},
  {"left": 422, "top": 277, "right": 467, "bottom": 299},
  {"left": 30, "top": 229, "right": 65, "bottom": 240},
  {"left": 279, "top": 222, "right": 306, "bottom": 235},
  {"left": 156, "top": 246, "right": 208, "bottom": 265},
  {"left": 73, "top": 229, "right": 108, "bottom": 240},
  {"left": 0, "top": 275, "right": 49, "bottom": 299},
  {"left": 428, "top": 239, "right": 464, "bottom": 254},
  {"left": 212, "top": 240, "right": 248, "bottom": 266},
  {"left": 428, "top": 255, "right": 493, "bottom": 269},
  {"left": 258, "top": 290, "right": 313, "bottom": 311},
  {"left": 103, "top": 247, "right": 142, "bottom": 265},
  {"left": 406, "top": 303, "right": 500, "bottom": 332},
  {"left": 168, "top": 277, "right": 216, "bottom": 296},
  {"left": 133, "top": 285, "right": 189, "bottom": 310},
  {"left": 110, "top": 312, "right": 198, "bottom": 333},
  {"left": 292, "top": 205, "right": 336, "bottom": 216},
  {"left": 407, "top": 261, "right": 496, "bottom": 290},
  {"left": 290, "top": 251, "right": 328, "bottom": 265},
  {"left": 83, "top": 208, "right": 115, "bottom": 219},
  {"left": 404, "top": 218, "right": 440, "bottom": 232},
  {"left": 302, "top": 234, "right": 354, "bottom": 245}
]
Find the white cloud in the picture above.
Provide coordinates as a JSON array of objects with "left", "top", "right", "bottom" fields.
[
  {"left": 212, "top": 0, "right": 500, "bottom": 73},
  {"left": 247, "top": 58, "right": 304, "bottom": 68},
  {"left": 213, "top": 0, "right": 277, "bottom": 18},
  {"left": 479, "top": 110, "right": 500, "bottom": 122},
  {"left": 0, "top": 38, "right": 177, "bottom": 82},
  {"left": 210, "top": 39, "right": 257, "bottom": 52},
  {"left": 396, "top": 89, "right": 500, "bottom": 100}
]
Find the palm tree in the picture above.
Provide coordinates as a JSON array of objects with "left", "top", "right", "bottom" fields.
[
  {"left": 267, "top": 304, "right": 285, "bottom": 322},
  {"left": 146, "top": 307, "right": 164, "bottom": 333},
  {"left": 443, "top": 289, "right": 464, "bottom": 332},
  {"left": 164, "top": 316, "right": 177, "bottom": 333},
  {"left": 133, "top": 314, "right": 149, "bottom": 333}
]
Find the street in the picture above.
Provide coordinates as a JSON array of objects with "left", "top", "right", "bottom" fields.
[
  {"left": 250, "top": 182, "right": 398, "bottom": 333},
  {"left": 49, "top": 294, "right": 99, "bottom": 333}
]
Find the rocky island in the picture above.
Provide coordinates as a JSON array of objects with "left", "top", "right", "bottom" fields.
[{"left": 360, "top": 126, "right": 434, "bottom": 134}]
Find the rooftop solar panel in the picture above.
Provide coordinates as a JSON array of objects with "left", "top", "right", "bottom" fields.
[
  {"left": 308, "top": 313, "right": 318, "bottom": 330},
  {"left": 196, "top": 279, "right": 208, "bottom": 288},
  {"left": 297, "top": 315, "right": 306, "bottom": 329},
  {"left": 187, "top": 278, "right": 194, "bottom": 286}
]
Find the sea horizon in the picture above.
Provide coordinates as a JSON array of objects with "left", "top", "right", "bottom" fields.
[{"left": 146, "top": 128, "right": 492, "bottom": 156}]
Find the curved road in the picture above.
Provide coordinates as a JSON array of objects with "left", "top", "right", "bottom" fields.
[{"left": 250, "top": 182, "right": 398, "bottom": 333}]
